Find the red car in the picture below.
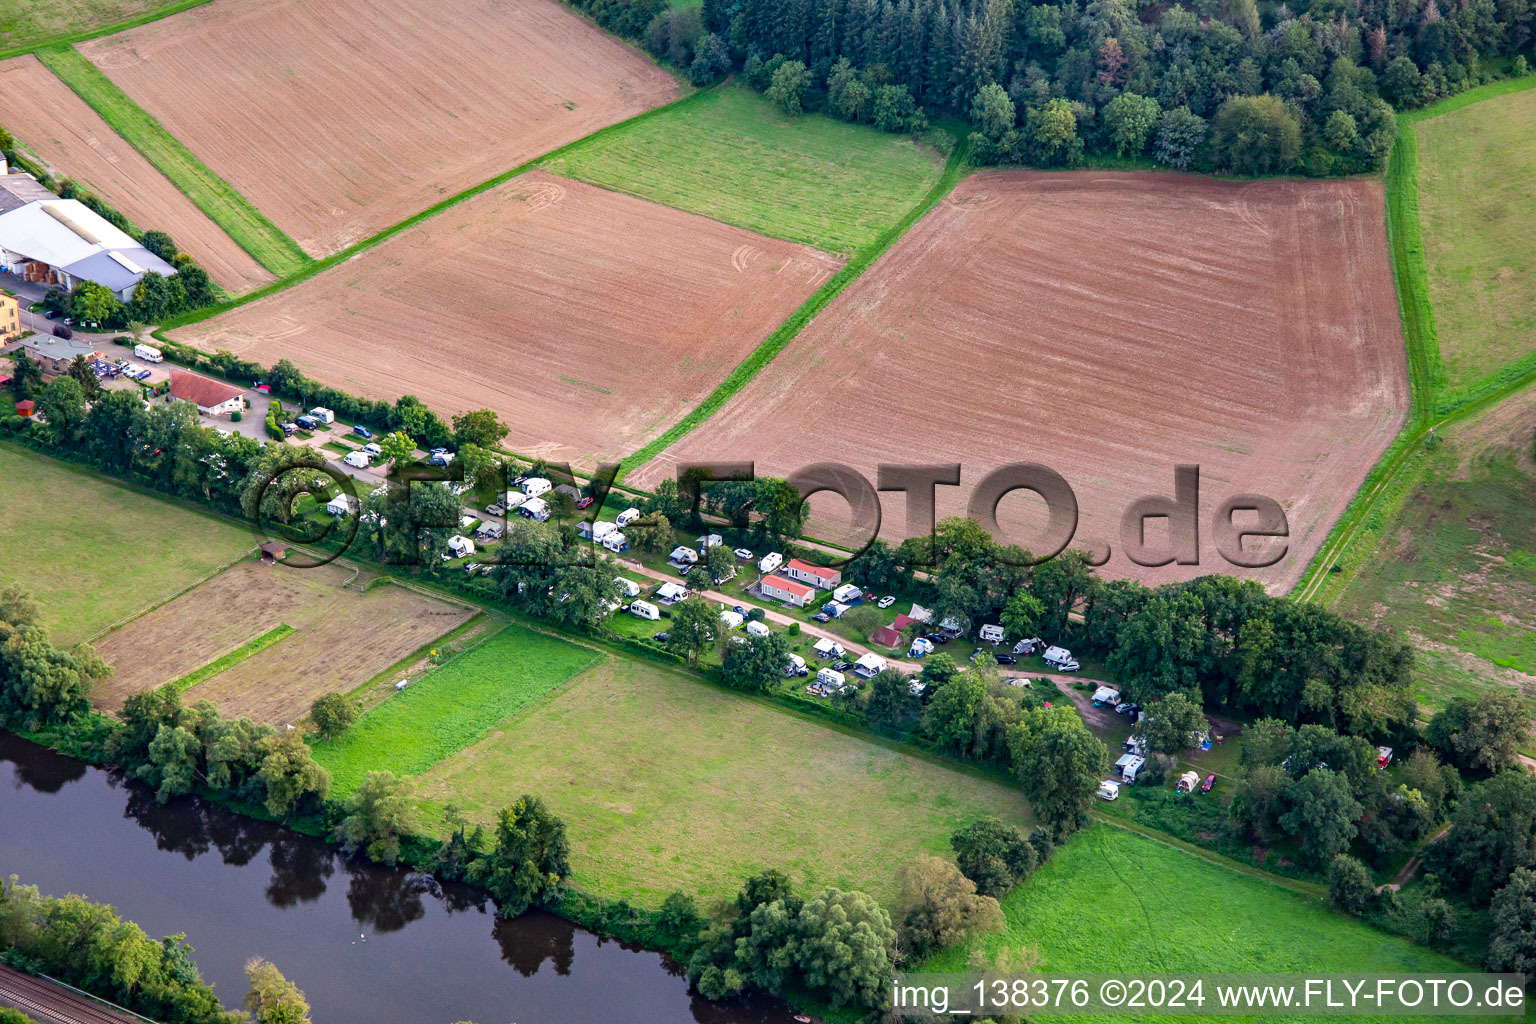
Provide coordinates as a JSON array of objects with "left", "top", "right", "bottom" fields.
[
  {"left": 1201, "top": 774, "right": 1215, "bottom": 793},
  {"left": 253, "top": 382, "right": 272, "bottom": 393},
  {"left": 575, "top": 496, "right": 594, "bottom": 509}
]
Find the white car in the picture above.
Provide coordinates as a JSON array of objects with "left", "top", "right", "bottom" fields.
[
  {"left": 343, "top": 450, "right": 371, "bottom": 468},
  {"left": 362, "top": 443, "right": 382, "bottom": 457},
  {"left": 877, "top": 595, "right": 896, "bottom": 609},
  {"left": 734, "top": 548, "right": 753, "bottom": 560}
]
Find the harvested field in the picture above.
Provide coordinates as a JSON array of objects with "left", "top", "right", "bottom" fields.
[
  {"left": 170, "top": 171, "right": 842, "bottom": 467},
  {"left": 79, "top": 0, "right": 680, "bottom": 256},
  {"left": 636, "top": 172, "right": 1409, "bottom": 592},
  {"left": 91, "top": 560, "right": 473, "bottom": 722},
  {"left": 0, "top": 54, "right": 271, "bottom": 292}
]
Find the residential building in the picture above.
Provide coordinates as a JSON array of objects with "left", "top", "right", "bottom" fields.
[
  {"left": 760, "top": 574, "right": 816, "bottom": 607},
  {"left": 12, "top": 333, "right": 100, "bottom": 376},
  {"left": 783, "top": 558, "right": 841, "bottom": 590},
  {"left": 0, "top": 293, "right": 19, "bottom": 342},
  {"left": 168, "top": 370, "right": 245, "bottom": 416}
]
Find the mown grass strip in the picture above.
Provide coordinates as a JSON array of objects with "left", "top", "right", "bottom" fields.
[
  {"left": 1292, "top": 75, "right": 1536, "bottom": 604},
  {"left": 615, "top": 127, "right": 971, "bottom": 480},
  {"left": 169, "top": 624, "right": 295, "bottom": 693},
  {"left": 0, "top": 0, "right": 219, "bottom": 61},
  {"left": 34, "top": 45, "right": 310, "bottom": 277},
  {"left": 310, "top": 622, "right": 602, "bottom": 795},
  {"left": 153, "top": 83, "right": 718, "bottom": 335}
]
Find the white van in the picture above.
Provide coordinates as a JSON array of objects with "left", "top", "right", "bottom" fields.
[
  {"left": 133, "top": 343, "right": 163, "bottom": 363},
  {"left": 343, "top": 450, "right": 371, "bottom": 468},
  {"left": 630, "top": 600, "right": 660, "bottom": 620}
]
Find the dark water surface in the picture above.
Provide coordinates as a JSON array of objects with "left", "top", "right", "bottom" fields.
[{"left": 0, "top": 732, "right": 798, "bottom": 1024}]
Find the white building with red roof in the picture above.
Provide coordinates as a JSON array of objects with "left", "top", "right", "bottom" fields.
[
  {"left": 169, "top": 370, "right": 245, "bottom": 417},
  {"left": 783, "top": 558, "right": 841, "bottom": 590}
]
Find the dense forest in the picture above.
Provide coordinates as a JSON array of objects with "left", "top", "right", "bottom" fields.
[{"left": 576, "top": 0, "right": 1533, "bottom": 173}]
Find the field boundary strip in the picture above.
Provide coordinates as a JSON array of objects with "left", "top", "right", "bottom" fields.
[
  {"left": 167, "top": 623, "right": 296, "bottom": 693},
  {"left": 1093, "top": 815, "right": 1328, "bottom": 900},
  {"left": 73, "top": 546, "right": 257, "bottom": 649},
  {"left": 614, "top": 129, "right": 973, "bottom": 481},
  {"left": 1291, "top": 75, "right": 1536, "bottom": 605},
  {"left": 153, "top": 85, "right": 726, "bottom": 336},
  {"left": 0, "top": 0, "right": 220, "bottom": 61},
  {"left": 33, "top": 44, "right": 311, "bottom": 277}
]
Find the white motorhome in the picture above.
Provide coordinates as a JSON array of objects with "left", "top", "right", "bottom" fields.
[
  {"left": 133, "top": 343, "right": 163, "bottom": 363},
  {"left": 1121, "top": 756, "right": 1147, "bottom": 784},
  {"left": 615, "top": 507, "right": 641, "bottom": 527},
  {"left": 521, "top": 477, "right": 551, "bottom": 498},
  {"left": 831, "top": 583, "right": 863, "bottom": 604},
  {"left": 629, "top": 600, "right": 660, "bottom": 620},
  {"left": 308, "top": 407, "right": 335, "bottom": 424},
  {"left": 978, "top": 624, "right": 1006, "bottom": 644},
  {"left": 1042, "top": 645, "right": 1074, "bottom": 667},
  {"left": 816, "top": 668, "right": 846, "bottom": 689},
  {"left": 1097, "top": 780, "right": 1121, "bottom": 801}
]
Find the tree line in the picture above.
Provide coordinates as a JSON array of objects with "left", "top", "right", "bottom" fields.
[{"left": 577, "top": 0, "right": 1532, "bottom": 176}]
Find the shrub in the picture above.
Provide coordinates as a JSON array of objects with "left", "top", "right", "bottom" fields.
[{"left": 1328, "top": 854, "right": 1376, "bottom": 914}]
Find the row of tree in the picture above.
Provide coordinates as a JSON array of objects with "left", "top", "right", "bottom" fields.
[{"left": 595, "top": 0, "right": 1536, "bottom": 174}]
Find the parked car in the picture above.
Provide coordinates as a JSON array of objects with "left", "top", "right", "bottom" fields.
[
  {"left": 653, "top": 632, "right": 670, "bottom": 642},
  {"left": 926, "top": 633, "right": 950, "bottom": 645},
  {"left": 811, "top": 612, "right": 831, "bottom": 623},
  {"left": 1058, "top": 659, "right": 1081, "bottom": 672},
  {"left": 1115, "top": 702, "right": 1141, "bottom": 716},
  {"left": 734, "top": 547, "right": 753, "bottom": 560},
  {"left": 832, "top": 660, "right": 852, "bottom": 672},
  {"left": 294, "top": 415, "right": 318, "bottom": 430},
  {"left": 43, "top": 309, "right": 58, "bottom": 320},
  {"left": 280, "top": 422, "right": 298, "bottom": 437},
  {"left": 995, "top": 654, "right": 1018, "bottom": 665},
  {"left": 353, "top": 424, "right": 373, "bottom": 439},
  {"left": 487, "top": 503, "right": 506, "bottom": 516},
  {"left": 465, "top": 563, "right": 482, "bottom": 574},
  {"left": 1202, "top": 774, "right": 1216, "bottom": 793},
  {"left": 343, "top": 450, "right": 371, "bottom": 468},
  {"left": 479, "top": 565, "right": 494, "bottom": 576},
  {"left": 575, "top": 496, "right": 594, "bottom": 509},
  {"left": 877, "top": 595, "right": 896, "bottom": 609},
  {"left": 732, "top": 605, "right": 746, "bottom": 617},
  {"left": 253, "top": 382, "right": 272, "bottom": 393},
  {"left": 362, "top": 443, "right": 382, "bottom": 457}
]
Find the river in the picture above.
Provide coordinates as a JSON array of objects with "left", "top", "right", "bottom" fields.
[{"left": 0, "top": 733, "right": 800, "bottom": 1024}]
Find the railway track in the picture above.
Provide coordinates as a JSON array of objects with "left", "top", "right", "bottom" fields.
[{"left": 0, "top": 965, "right": 151, "bottom": 1024}]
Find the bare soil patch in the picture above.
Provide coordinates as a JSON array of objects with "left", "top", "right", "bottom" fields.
[
  {"left": 92, "top": 559, "right": 473, "bottom": 723},
  {"left": 171, "top": 171, "right": 841, "bottom": 466},
  {"left": 78, "top": 0, "right": 680, "bottom": 256},
  {"left": 0, "top": 55, "right": 271, "bottom": 293},
  {"left": 637, "top": 172, "right": 1408, "bottom": 592}
]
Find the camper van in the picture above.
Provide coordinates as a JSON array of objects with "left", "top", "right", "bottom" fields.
[
  {"left": 133, "top": 344, "right": 163, "bottom": 363},
  {"left": 978, "top": 624, "right": 1006, "bottom": 644},
  {"left": 629, "top": 600, "right": 661, "bottom": 621},
  {"left": 308, "top": 407, "right": 335, "bottom": 424},
  {"left": 1097, "top": 780, "right": 1121, "bottom": 801}
]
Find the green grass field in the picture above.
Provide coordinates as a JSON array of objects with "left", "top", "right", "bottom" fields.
[
  {"left": 310, "top": 623, "right": 601, "bottom": 795},
  {"left": 0, "top": 443, "right": 255, "bottom": 644},
  {"left": 540, "top": 83, "right": 944, "bottom": 256},
  {"left": 418, "top": 653, "right": 1030, "bottom": 908},
  {"left": 0, "top": 0, "right": 208, "bottom": 57},
  {"left": 923, "top": 825, "right": 1471, "bottom": 1022},
  {"left": 1415, "top": 86, "right": 1536, "bottom": 391},
  {"left": 34, "top": 45, "right": 309, "bottom": 276},
  {"left": 1329, "top": 384, "right": 1536, "bottom": 738}
]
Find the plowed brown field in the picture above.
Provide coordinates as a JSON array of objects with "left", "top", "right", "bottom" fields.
[
  {"left": 78, "top": 0, "right": 680, "bottom": 256},
  {"left": 635, "top": 172, "right": 1409, "bottom": 592},
  {"left": 170, "top": 171, "right": 842, "bottom": 467},
  {"left": 92, "top": 560, "right": 473, "bottom": 723},
  {"left": 0, "top": 55, "right": 272, "bottom": 293}
]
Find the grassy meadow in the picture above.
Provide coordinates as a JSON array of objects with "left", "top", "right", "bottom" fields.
[
  {"left": 34, "top": 45, "right": 309, "bottom": 276},
  {"left": 540, "top": 83, "right": 944, "bottom": 255},
  {"left": 417, "top": 654, "right": 1031, "bottom": 909},
  {"left": 1331, "top": 382, "right": 1536, "bottom": 737},
  {"left": 923, "top": 826, "right": 1471, "bottom": 1022},
  {"left": 1415, "top": 85, "right": 1536, "bottom": 390},
  {"left": 0, "top": 443, "right": 254, "bottom": 644},
  {"left": 310, "top": 622, "right": 600, "bottom": 795}
]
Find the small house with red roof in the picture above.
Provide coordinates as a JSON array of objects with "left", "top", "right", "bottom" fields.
[
  {"left": 783, "top": 557, "right": 841, "bottom": 590},
  {"left": 169, "top": 370, "right": 244, "bottom": 417},
  {"left": 760, "top": 573, "right": 817, "bottom": 608}
]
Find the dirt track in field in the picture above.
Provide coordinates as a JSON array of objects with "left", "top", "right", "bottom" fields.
[
  {"left": 171, "top": 170, "right": 842, "bottom": 467},
  {"left": 78, "top": 0, "right": 680, "bottom": 256},
  {"left": 0, "top": 55, "right": 272, "bottom": 293},
  {"left": 635, "top": 172, "right": 1409, "bottom": 593},
  {"left": 92, "top": 560, "right": 472, "bottom": 723}
]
